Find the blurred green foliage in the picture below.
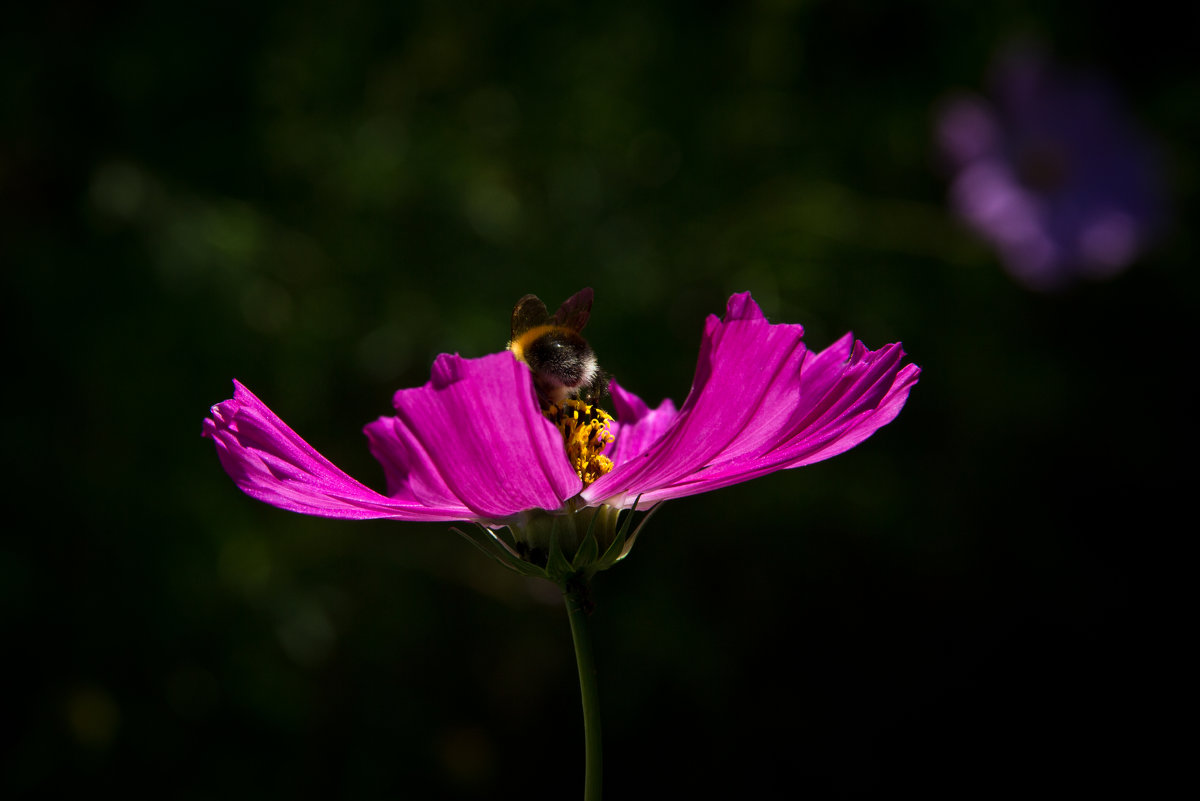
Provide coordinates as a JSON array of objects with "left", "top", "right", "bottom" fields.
[{"left": 3, "top": 0, "right": 1193, "bottom": 797}]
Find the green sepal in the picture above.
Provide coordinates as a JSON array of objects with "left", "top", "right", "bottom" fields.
[
  {"left": 617, "top": 500, "right": 659, "bottom": 563},
  {"left": 454, "top": 498, "right": 662, "bottom": 586},
  {"left": 594, "top": 522, "right": 628, "bottom": 572},
  {"left": 572, "top": 529, "right": 600, "bottom": 571},
  {"left": 452, "top": 524, "right": 509, "bottom": 566},
  {"left": 544, "top": 517, "right": 576, "bottom": 583},
  {"left": 593, "top": 496, "right": 638, "bottom": 571},
  {"left": 453, "top": 524, "right": 546, "bottom": 579}
]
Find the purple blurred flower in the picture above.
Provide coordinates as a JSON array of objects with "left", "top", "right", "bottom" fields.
[
  {"left": 204, "top": 293, "right": 918, "bottom": 577},
  {"left": 937, "top": 48, "right": 1164, "bottom": 290}
]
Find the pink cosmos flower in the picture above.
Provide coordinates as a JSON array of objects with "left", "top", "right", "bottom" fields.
[{"left": 204, "top": 292, "right": 918, "bottom": 578}]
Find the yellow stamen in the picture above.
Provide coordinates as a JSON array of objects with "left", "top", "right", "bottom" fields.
[{"left": 545, "top": 398, "right": 615, "bottom": 487}]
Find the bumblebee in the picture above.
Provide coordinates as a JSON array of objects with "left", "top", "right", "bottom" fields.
[{"left": 508, "top": 288, "right": 604, "bottom": 406}]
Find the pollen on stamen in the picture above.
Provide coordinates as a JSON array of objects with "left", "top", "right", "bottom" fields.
[{"left": 545, "top": 399, "right": 615, "bottom": 487}]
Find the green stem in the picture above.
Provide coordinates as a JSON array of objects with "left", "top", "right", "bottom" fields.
[{"left": 563, "top": 576, "right": 602, "bottom": 801}]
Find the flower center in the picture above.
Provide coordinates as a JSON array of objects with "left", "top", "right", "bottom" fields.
[{"left": 545, "top": 398, "right": 615, "bottom": 487}]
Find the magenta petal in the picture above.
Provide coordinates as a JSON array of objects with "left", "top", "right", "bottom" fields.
[
  {"left": 203, "top": 381, "right": 470, "bottom": 520},
  {"left": 654, "top": 345, "right": 920, "bottom": 500},
  {"left": 207, "top": 293, "right": 916, "bottom": 524},
  {"left": 605, "top": 379, "right": 678, "bottom": 469},
  {"left": 583, "top": 292, "right": 807, "bottom": 504},
  {"left": 385, "top": 352, "right": 582, "bottom": 520},
  {"left": 583, "top": 293, "right": 919, "bottom": 506}
]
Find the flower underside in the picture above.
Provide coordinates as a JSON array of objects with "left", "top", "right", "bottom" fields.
[
  {"left": 546, "top": 399, "right": 615, "bottom": 487},
  {"left": 456, "top": 499, "right": 659, "bottom": 584}
]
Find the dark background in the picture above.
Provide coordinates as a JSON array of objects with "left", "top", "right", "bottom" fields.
[{"left": 3, "top": 1, "right": 1193, "bottom": 797}]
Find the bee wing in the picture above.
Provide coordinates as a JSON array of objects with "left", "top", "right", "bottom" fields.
[
  {"left": 511, "top": 294, "right": 551, "bottom": 338},
  {"left": 552, "top": 287, "right": 593, "bottom": 332}
]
